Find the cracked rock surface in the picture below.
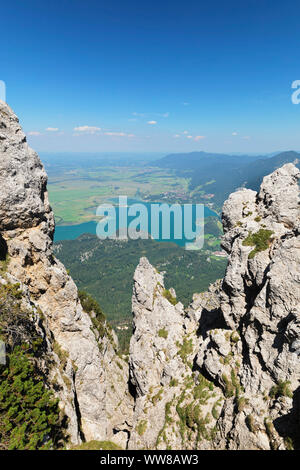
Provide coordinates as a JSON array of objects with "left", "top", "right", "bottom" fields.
[
  {"left": 1, "top": 100, "right": 300, "bottom": 450},
  {"left": 0, "top": 101, "right": 133, "bottom": 447},
  {"left": 128, "top": 163, "right": 300, "bottom": 450}
]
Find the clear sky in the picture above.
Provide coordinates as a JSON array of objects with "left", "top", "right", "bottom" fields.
[{"left": 1, "top": 0, "right": 300, "bottom": 153}]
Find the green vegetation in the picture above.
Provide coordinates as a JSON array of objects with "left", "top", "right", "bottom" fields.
[
  {"left": 162, "top": 289, "right": 177, "bottom": 306},
  {"left": 222, "top": 374, "right": 235, "bottom": 398},
  {"left": 236, "top": 396, "right": 248, "bottom": 412},
  {"left": 204, "top": 217, "right": 223, "bottom": 237},
  {"left": 176, "top": 338, "right": 193, "bottom": 364},
  {"left": 284, "top": 436, "right": 294, "bottom": 451},
  {"left": 0, "top": 257, "right": 9, "bottom": 276},
  {"left": 222, "top": 369, "right": 243, "bottom": 399},
  {"left": 2, "top": 282, "right": 22, "bottom": 300},
  {"left": 264, "top": 418, "right": 275, "bottom": 441},
  {"left": 49, "top": 158, "right": 226, "bottom": 352},
  {"left": 220, "top": 352, "right": 233, "bottom": 365},
  {"left": 137, "top": 419, "right": 148, "bottom": 436},
  {"left": 245, "top": 414, "right": 257, "bottom": 433},
  {"left": 242, "top": 229, "right": 274, "bottom": 259},
  {"left": 52, "top": 341, "right": 72, "bottom": 390},
  {"left": 230, "top": 331, "right": 240, "bottom": 343},
  {"left": 269, "top": 380, "right": 293, "bottom": 399},
  {"left": 46, "top": 163, "right": 189, "bottom": 225},
  {"left": 49, "top": 157, "right": 226, "bottom": 353},
  {"left": 156, "top": 400, "right": 174, "bottom": 448},
  {"left": 170, "top": 378, "right": 178, "bottom": 387},
  {"left": 0, "top": 281, "right": 66, "bottom": 450},
  {"left": 193, "top": 374, "right": 214, "bottom": 402},
  {"left": 0, "top": 346, "right": 63, "bottom": 450},
  {"left": 156, "top": 374, "right": 217, "bottom": 447},
  {"left": 176, "top": 400, "right": 211, "bottom": 443},
  {"left": 78, "top": 290, "right": 107, "bottom": 339},
  {"left": 54, "top": 236, "right": 227, "bottom": 352},
  {"left": 212, "top": 400, "right": 222, "bottom": 420},
  {"left": 151, "top": 388, "right": 163, "bottom": 405},
  {"left": 71, "top": 440, "right": 122, "bottom": 450},
  {"left": 158, "top": 328, "right": 168, "bottom": 339}
]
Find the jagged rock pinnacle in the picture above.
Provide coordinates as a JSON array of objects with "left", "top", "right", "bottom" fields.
[
  {"left": 0, "top": 103, "right": 133, "bottom": 447},
  {"left": 129, "top": 163, "right": 300, "bottom": 450},
  {"left": 0, "top": 101, "right": 54, "bottom": 232}
]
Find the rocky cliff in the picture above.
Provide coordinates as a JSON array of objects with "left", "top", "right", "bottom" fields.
[
  {"left": 1, "top": 100, "right": 299, "bottom": 450},
  {"left": 127, "top": 163, "right": 300, "bottom": 450},
  {"left": 0, "top": 101, "right": 133, "bottom": 448}
]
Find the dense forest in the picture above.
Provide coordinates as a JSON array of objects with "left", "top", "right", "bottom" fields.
[{"left": 54, "top": 217, "right": 227, "bottom": 351}]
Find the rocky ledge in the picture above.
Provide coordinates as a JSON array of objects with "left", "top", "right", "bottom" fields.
[
  {"left": 127, "top": 163, "right": 300, "bottom": 450},
  {"left": 1, "top": 100, "right": 300, "bottom": 450},
  {"left": 0, "top": 101, "right": 133, "bottom": 448}
]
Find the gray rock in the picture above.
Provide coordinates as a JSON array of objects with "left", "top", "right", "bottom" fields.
[
  {"left": 0, "top": 102, "right": 133, "bottom": 447},
  {"left": 127, "top": 163, "right": 300, "bottom": 450},
  {"left": 2, "top": 100, "right": 300, "bottom": 450}
]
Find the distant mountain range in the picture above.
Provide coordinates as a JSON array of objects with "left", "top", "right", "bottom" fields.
[
  {"left": 154, "top": 150, "right": 300, "bottom": 208},
  {"left": 242, "top": 150, "right": 300, "bottom": 190},
  {"left": 40, "top": 152, "right": 164, "bottom": 171}
]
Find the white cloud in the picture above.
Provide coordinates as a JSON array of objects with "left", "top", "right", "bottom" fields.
[
  {"left": 147, "top": 120, "right": 157, "bottom": 125},
  {"left": 28, "top": 131, "right": 42, "bottom": 136},
  {"left": 173, "top": 134, "right": 180, "bottom": 138},
  {"left": 73, "top": 125, "right": 101, "bottom": 134},
  {"left": 46, "top": 127, "right": 59, "bottom": 132},
  {"left": 183, "top": 130, "right": 189, "bottom": 134},
  {"left": 232, "top": 132, "right": 238, "bottom": 136},
  {"left": 187, "top": 135, "right": 193, "bottom": 139},
  {"left": 104, "top": 132, "right": 126, "bottom": 137},
  {"left": 194, "top": 135, "right": 205, "bottom": 141},
  {"left": 104, "top": 131, "right": 135, "bottom": 138},
  {"left": 105, "top": 132, "right": 124, "bottom": 136}
]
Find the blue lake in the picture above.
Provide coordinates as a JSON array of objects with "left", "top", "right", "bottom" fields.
[{"left": 54, "top": 200, "right": 218, "bottom": 248}]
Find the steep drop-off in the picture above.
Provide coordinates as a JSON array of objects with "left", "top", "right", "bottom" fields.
[
  {"left": 127, "top": 163, "right": 300, "bottom": 450},
  {"left": 1, "top": 101, "right": 299, "bottom": 450},
  {"left": 0, "top": 101, "right": 133, "bottom": 449}
]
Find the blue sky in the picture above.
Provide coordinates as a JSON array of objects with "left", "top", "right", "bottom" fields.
[{"left": 1, "top": 0, "right": 300, "bottom": 153}]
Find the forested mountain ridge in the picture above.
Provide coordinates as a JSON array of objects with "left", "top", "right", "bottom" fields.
[{"left": 154, "top": 150, "right": 300, "bottom": 209}]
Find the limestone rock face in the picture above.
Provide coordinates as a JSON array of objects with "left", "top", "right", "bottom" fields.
[
  {"left": 128, "top": 258, "right": 204, "bottom": 449},
  {"left": 0, "top": 101, "right": 54, "bottom": 232},
  {"left": 129, "top": 257, "right": 187, "bottom": 397},
  {"left": 0, "top": 102, "right": 133, "bottom": 446},
  {"left": 2, "top": 99, "right": 300, "bottom": 450},
  {"left": 128, "top": 163, "right": 300, "bottom": 450}
]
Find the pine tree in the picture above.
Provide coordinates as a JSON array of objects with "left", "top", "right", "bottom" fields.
[{"left": 0, "top": 346, "right": 63, "bottom": 450}]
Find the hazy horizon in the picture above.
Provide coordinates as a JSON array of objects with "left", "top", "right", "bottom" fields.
[{"left": 2, "top": 0, "right": 300, "bottom": 154}]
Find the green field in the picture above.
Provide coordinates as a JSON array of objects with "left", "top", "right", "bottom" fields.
[
  {"left": 47, "top": 166, "right": 190, "bottom": 225},
  {"left": 46, "top": 158, "right": 226, "bottom": 352}
]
